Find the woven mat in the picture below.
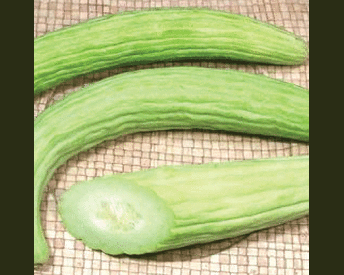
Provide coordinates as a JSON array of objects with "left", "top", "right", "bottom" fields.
[{"left": 34, "top": 0, "right": 309, "bottom": 274}]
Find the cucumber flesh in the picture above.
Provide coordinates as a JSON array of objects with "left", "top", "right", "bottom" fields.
[{"left": 59, "top": 178, "right": 174, "bottom": 255}]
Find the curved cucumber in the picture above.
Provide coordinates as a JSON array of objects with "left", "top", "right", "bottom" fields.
[
  {"left": 58, "top": 155, "right": 309, "bottom": 256},
  {"left": 34, "top": 8, "right": 308, "bottom": 95},
  {"left": 34, "top": 66, "right": 309, "bottom": 263}
]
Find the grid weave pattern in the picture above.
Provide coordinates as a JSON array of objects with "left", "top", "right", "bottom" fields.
[{"left": 34, "top": 1, "right": 309, "bottom": 274}]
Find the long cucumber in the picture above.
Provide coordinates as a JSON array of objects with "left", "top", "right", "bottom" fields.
[
  {"left": 58, "top": 155, "right": 309, "bottom": 256},
  {"left": 34, "top": 8, "right": 308, "bottom": 95},
  {"left": 34, "top": 66, "right": 309, "bottom": 263}
]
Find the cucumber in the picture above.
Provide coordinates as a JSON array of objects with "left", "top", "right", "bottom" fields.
[
  {"left": 34, "top": 8, "right": 308, "bottom": 95},
  {"left": 34, "top": 66, "right": 309, "bottom": 263},
  {"left": 58, "top": 155, "right": 309, "bottom": 256}
]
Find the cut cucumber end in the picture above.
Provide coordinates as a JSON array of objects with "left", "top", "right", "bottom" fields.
[{"left": 58, "top": 177, "right": 175, "bottom": 255}]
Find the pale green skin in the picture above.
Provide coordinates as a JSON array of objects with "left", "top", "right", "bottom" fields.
[
  {"left": 34, "top": 67, "right": 309, "bottom": 263},
  {"left": 58, "top": 156, "right": 309, "bottom": 256},
  {"left": 34, "top": 8, "right": 308, "bottom": 95}
]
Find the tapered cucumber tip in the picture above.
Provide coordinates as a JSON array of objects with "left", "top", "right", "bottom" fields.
[
  {"left": 34, "top": 241, "right": 50, "bottom": 264},
  {"left": 58, "top": 177, "right": 175, "bottom": 255}
]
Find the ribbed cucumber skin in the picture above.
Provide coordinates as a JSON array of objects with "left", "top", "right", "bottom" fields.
[
  {"left": 34, "top": 66, "right": 309, "bottom": 263},
  {"left": 34, "top": 8, "right": 308, "bottom": 95},
  {"left": 58, "top": 155, "right": 309, "bottom": 255},
  {"left": 147, "top": 155, "right": 309, "bottom": 251}
]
